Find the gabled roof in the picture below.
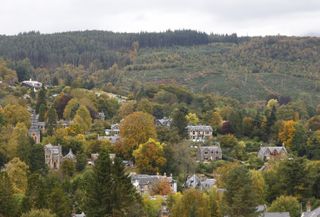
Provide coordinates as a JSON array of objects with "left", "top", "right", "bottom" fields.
[
  {"left": 186, "top": 174, "right": 201, "bottom": 188},
  {"left": 63, "top": 149, "right": 76, "bottom": 160},
  {"left": 258, "top": 146, "right": 287, "bottom": 158}
]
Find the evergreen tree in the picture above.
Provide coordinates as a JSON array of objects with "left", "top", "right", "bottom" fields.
[
  {"left": 36, "top": 86, "right": 46, "bottom": 114},
  {"left": 266, "top": 106, "right": 277, "bottom": 135},
  {"left": 111, "top": 157, "right": 142, "bottom": 216},
  {"left": 85, "top": 150, "right": 142, "bottom": 217},
  {"left": 29, "top": 144, "right": 46, "bottom": 172},
  {"left": 47, "top": 106, "right": 57, "bottom": 136},
  {"left": 38, "top": 104, "right": 46, "bottom": 122},
  {"left": 47, "top": 187, "right": 72, "bottom": 217},
  {"left": 85, "top": 150, "right": 113, "bottom": 217},
  {"left": 224, "top": 166, "right": 259, "bottom": 217}
]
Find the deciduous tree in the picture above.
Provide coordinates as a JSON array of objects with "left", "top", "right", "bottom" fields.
[{"left": 133, "top": 138, "right": 166, "bottom": 174}]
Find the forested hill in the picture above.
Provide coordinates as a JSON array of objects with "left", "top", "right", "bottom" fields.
[
  {"left": 0, "top": 30, "right": 221, "bottom": 68},
  {"left": 1, "top": 30, "right": 320, "bottom": 103}
]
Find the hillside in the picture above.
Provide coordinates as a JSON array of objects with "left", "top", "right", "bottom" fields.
[
  {"left": 0, "top": 31, "right": 320, "bottom": 104},
  {"left": 125, "top": 37, "right": 320, "bottom": 104}
]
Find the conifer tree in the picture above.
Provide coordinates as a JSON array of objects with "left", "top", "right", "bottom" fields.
[
  {"left": 38, "top": 104, "right": 46, "bottom": 122},
  {"left": 47, "top": 106, "right": 57, "bottom": 136},
  {"left": 36, "top": 86, "right": 46, "bottom": 114},
  {"left": 224, "top": 166, "right": 259, "bottom": 217},
  {"left": 85, "top": 150, "right": 142, "bottom": 217}
]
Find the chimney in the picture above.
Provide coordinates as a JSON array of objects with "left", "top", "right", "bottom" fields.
[{"left": 306, "top": 201, "right": 311, "bottom": 212}]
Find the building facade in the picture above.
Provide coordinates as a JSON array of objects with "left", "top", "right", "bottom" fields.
[
  {"left": 197, "top": 145, "right": 222, "bottom": 162},
  {"left": 186, "top": 125, "right": 213, "bottom": 142},
  {"left": 258, "top": 146, "right": 288, "bottom": 161},
  {"left": 44, "top": 144, "right": 62, "bottom": 170}
]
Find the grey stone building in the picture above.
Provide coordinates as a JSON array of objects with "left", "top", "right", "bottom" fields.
[
  {"left": 197, "top": 145, "right": 222, "bottom": 162},
  {"left": 28, "top": 112, "right": 45, "bottom": 144},
  {"left": 44, "top": 144, "right": 62, "bottom": 169},
  {"left": 258, "top": 146, "right": 288, "bottom": 161},
  {"left": 186, "top": 125, "right": 213, "bottom": 142}
]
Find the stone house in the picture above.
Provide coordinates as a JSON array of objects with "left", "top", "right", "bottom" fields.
[
  {"left": 44, "top": 144, "right": 76, "bottom": 169},
  {"left": 131, "top": 173, "right": 177, "bottom": 195},
  {"left": 44, "top": 144, "right": 63, "bottom": 170},
  {"left": 185, "top": 174, "right": 216, "bottom": 190},
  {"left": 197, "top": 145, "right": 222, "bottom": 162},
  {"left": 258, "top": 146, "right": 288, "bottom": 161},
  {"left": 186, "top": 125, "right": 213, "bottom": 142},
  {"left": 156, "top": 117, "right": 172, "bottom": 127}
]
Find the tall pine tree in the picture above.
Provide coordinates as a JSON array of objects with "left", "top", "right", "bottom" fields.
[
  {"left": 224, "top": 166, "right": 259, "bottom": 217},
  {"left": 46, "top": 106, "right": 57, "bottom": 136},
  {"left": 36, "top": 86, "right": 46, "bottom": 114},
  {"left": 85, "top": 150, "right": 142, "bottom": 217}
]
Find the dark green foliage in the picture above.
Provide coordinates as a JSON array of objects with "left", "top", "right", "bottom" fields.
[
  {"left": 11, "top": 58, "right": 33, "bottom": 82},
  {"left": 0, "top": 30, "right": 209, "bottom": 68},
  {"left": 53, "top": 93, "right": 72, "bottom": 119},
  {"left": 36, "top": 86, "right": 46, "bottom": 113},
  {"left": 264, "top": 158, "right": 311, "bottom": 202},
  {"left": 224, "top": 166, "right": 259, "bottom": 217},
  {"left": 47, "top": 187, "right": 72, "bottom": 217},
  {"left": 38, "top": 104, "right": 46, "bottom": 122},
  {"left": 17, "top": 136, "right": 33, "bottom": 166},
  {"left": 29, "top": 144, "right": 46, "bottom": 172},
  {"left": 46, "top": 106, "right": 57, "bottom": 136},
  {"left": 171, "top": 106, "right": 188, "bottom": 138},
  {"left": 266, "top": 106, "right": 277, "bottom": 135},
  {"left": 291, "top": 123, "right": 307, "bottom": 156},
  {"left": 85, "top": 150, "right": 142, "bottom": 217},
  {"left": 76, "top": 152, "right": 87, "bottom": 172}
]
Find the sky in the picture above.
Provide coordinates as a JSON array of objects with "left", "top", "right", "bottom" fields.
[{"left": 1, "top": 0, "right": 320, "bottom": 36}]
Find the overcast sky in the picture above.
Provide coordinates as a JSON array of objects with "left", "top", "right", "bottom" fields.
[{"left": 1, "top": 0, "right": 320, "bottom": 36}]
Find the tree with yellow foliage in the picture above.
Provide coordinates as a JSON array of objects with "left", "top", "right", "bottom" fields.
[
  {"left": 186, "top": 112, "right": 199, "bottom": 125},
  {"left": 5, "top": 157, "right": 29, "bottom": 194},
  {"left": 133, "top": 138, "right": 166, "bottom": 174},
  {"left": 119, "top": 111, "right": 156, "bottom": 158},
  {"left": 278, "top": 120, "right": 296, "bottom": 148},
  {"left": 2, "top": 104, "right": 30, "bottom": 127}
]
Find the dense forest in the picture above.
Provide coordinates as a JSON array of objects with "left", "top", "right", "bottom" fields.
[{"left": 1, "top": 30, "right": 320, "bottom": 217}]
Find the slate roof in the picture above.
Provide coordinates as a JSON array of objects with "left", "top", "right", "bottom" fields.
[
  {"left": 302, "top": 207, "right": 320, "bottom": 217},
  {"left": 258, "top": 146, "right": 287, "bottom": 160},
  {"left": 186, "top": 125, "right": 213, "bottom": 131},
  {"left": 262, "top": 212, "right": 290, "bottom": 217},
  {"left": 131, "top": 174, "right": 173, "bottom": 186},
  {"left": 63, "top": 149, "right": 76, "bottom": 161}
]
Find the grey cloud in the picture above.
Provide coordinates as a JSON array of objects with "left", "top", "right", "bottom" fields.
[{"left": 0, "top": 0, "right": 320, "bottom": 36}]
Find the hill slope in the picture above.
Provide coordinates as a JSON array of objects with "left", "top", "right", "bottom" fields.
[{"left": 0, "top": 31, "right": 320, "bottom": 103}]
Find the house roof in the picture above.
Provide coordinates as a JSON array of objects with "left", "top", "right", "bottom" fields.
[
  {"left": 258, "top": 146, "right": 287, "bottom": 158},
  {"left": 186, "top": 174, "right": 201, "bottom": 188},
  {"left": 199, "top": 145, "right": 221, "bottom": 152},
  {"left": 186, "top": 125, "right": 213, "bottom": 131},
  {"left": 63, "top": 149, "right": 76, "bottom": 160},
  {"left": 263, "top": 212, "right": 290, "bottom": 217},
  {"left": 302, "top": 207, "right": 320, "bottom": 217},
  {"left": 131, "top": 174, "right": 173, "bottom": 186},
  {"left": 44, "top": 144, "right": 61, "bottom": 155}
]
